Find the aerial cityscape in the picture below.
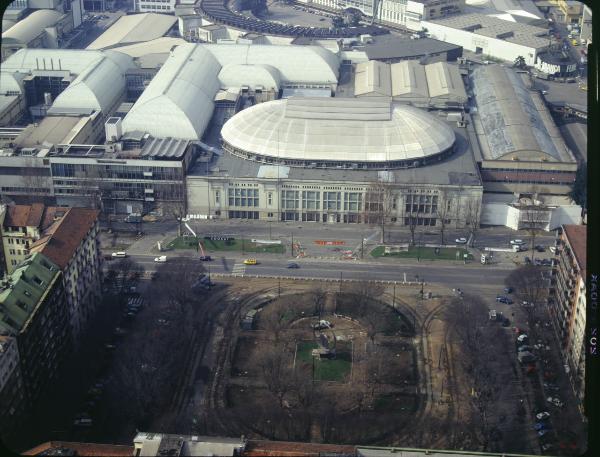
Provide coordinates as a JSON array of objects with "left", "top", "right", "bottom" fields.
[{"left": 0, "top": 0, "right": 591, "bottom": 456}]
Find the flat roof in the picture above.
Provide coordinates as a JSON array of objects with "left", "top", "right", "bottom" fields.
[
  {"left": 425, "top": 13, "right": 550, "bottom": 48},
  {"left": 13, "top": 116, "right": 86, "bottom": 149},
  {"left": 86, "top": 13, "right": 177, "bottom": 50},
  {"left": 365, "top": 36, "right": 462, "bottom": 61}
]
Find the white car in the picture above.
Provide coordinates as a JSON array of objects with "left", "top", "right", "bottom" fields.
[
  {"left": 517, "top": 334, "right": 529, "bottom": 342},
  {"left": 510, "top": 239, "right": 525, "bottom": 245},
  {"left": 455, "top": 237, "right": 467, "bottom": 244},
  {"left": 111, "top": 251, "right": 127, "bottom": 258},
  {"left": 549, "top": 246, "right": 557, "bottom": 254},
  {"left": 154, "top": 255, "right": 167, "bottom": 263},
  {"left": 536, "top": 411, "right": 550, "bottom": 421}
]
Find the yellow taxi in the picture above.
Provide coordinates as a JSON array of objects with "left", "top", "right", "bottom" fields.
[{"left": 243, "top": 258, "right": 257, "bottom": 265}]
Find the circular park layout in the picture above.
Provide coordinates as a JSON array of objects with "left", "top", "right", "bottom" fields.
[{"left": 224, "top": 286, "right": 421, "bottom": 444}]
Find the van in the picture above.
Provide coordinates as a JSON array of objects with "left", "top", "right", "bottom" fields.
[{"left": 111, "top": 252, "right": 127, "bottom": 258}]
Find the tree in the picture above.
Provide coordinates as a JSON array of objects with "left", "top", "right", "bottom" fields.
[
  {"left": 257, "top": 345, "right": 294, "bottom": 409},
  {"left": 505, "top": 265, "right": 547, "bottom": 311},
  {"left": 519, "top": 201, "right": 551, "bottom": 261},
  {"left": 364, "top": 180, "right": 396, "bottom": 243},
  {"left": 311, "top": 287, "right": 327, "bottom": 320},
  {"left": 166, "top": 201, "right": 187, "bottom": 237},
  {"left": 464, "top": 198, "right": 482, "bottom": 247},
  {"left": 436, "top": 190, "right": 453, "bottom": 245},
  {"left": 261, "top": 300, "right": 290, "bottom": 343},
  {"left": 513, "top": 55, "right": 527, "bottom": 69},
  {"left": 153, "top": 257, "right": 205, "bottom": 319}
]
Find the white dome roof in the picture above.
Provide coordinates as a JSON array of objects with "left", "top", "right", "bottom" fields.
[{"left": 221, "top": 98, "right": 455, "bottom": 166}]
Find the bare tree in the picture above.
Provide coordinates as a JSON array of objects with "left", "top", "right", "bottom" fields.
[
  {"left": 311, "top": 287, "right": 327, "bottom": 320},
  {"left": 257, "top": 345, "right": 295, "bottom": 409},
  {"left": 520, "top": 202, "right": 551, "bottom": 262},
  {"left": 464, "top": 198, "right": 482, "bottom": 247},
  {"left": 153, "top": 257, "right": 205, "bottom": 316},
  {"left": 364, "top": 180, "right": 396, "bottom": 243},
  {"left": 261, "top": 300, "right": 290, "bottom": 343},
  {"left": 437, "top": 190, "right": 453, "bottom": 245},
  {"left": 505, "top": 264, "right": 548, "bottom": 329},
  {"left": 401, "top": 200, "right": 418, "bottom": 246},
  {"left": 165, "top": 201, "right": 187, "bottom": 237}
]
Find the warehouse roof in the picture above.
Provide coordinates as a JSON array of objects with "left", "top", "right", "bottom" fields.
[
  {"left": 86, "top": 13, "right": 177, "bottom": 50},
  {"left": 355, "top": 60, "right": 467, "bottom": 102},
  {"left": 1, "top": 49, "right": 134, "bottom": 114},
  {"left": 218, "top": 64, "right": 281, "bottom": 91},
  {"left": 122, "top": 43, "right": 340, "bottom": 140},
  {"left": 203, "top": 44, "right": 339, "bottom": 84},
  {"left": 140, "top": 137, "right": 190, "bottom": 159},
  {"left": 425, "top": 13, "right": 549, "bottom": 48},
  {"left": 221, "top": 97, "right": 456, "bottom": 164},
  {"left": 365, "top": 36, "right": 461, "bottom": 61},
  {"left": 109, "top": 37, "right": 187, "bottom": 58},
  {"left": 1, "top": 9, "right": 63, "bottom": 44},
  {"left": 470, "top": 65, "right": 571, "bottom": 162},
  {"left": 122, "top": 45, "right": 221, "bottom": 140}
]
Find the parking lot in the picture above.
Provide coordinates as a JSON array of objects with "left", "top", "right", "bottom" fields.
[{"left": 260, "top": 1, "right": 337, "bottom": 28}]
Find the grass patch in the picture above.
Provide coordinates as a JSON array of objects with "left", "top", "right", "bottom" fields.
[
  {"left": 167, "top": 236, "right": 285, "bottom": 253},
  {"left": 371, "top": 245, "right": 471, "bottom": 261},
  {"left": 296, "top": 341, "right": 351, "bottom": 382}
]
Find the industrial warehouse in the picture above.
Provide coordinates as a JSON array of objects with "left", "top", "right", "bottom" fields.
[{"left": 0, "top": 40, "right": 581, "bottom": 230}]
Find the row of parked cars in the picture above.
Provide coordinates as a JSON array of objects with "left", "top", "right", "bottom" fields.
[{"left": 200, "top": 0, "right": 388, "bottom": 38}]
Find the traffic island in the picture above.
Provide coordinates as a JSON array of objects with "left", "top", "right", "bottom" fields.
[
  {"left": 167, "top": 236, "right": 285, "bottom": 254},
  {"left": 370, "top": 245, "right": 472, "bottom": 261}
]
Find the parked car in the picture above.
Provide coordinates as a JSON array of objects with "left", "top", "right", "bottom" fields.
[
  {"left": 312, "top": 320, "right": 333, "bottom": 330},
  {"left": 534, "top": 422, "right": 550, "bottom": 431},
  {"left": 287, "top": 262, "right": 300, "bottom": 268},
  {"left": 73, "top": 417, "right": 93, "bottom": 427},
  {"left": 549, "top": 246, "right": 557, "bottom": 254},
  {"left": 243, "top": 258, "right": 257, "bottom": 265},
  {"left": 111, "top": 251, "right": 127, "bottom": 258},
  {"left": 503, "top": 286, "right": 513, "bottom": 294},
  {"left": 154, "top": 255, "right": 167, "bottom": 263},
  {"left": 199, "top": 255, "right": 213, "bottom": 261},
  {"left": 455, "top": 237, "right": 467, "bottom": 244},
  {"left": 535, "top": 245, "right": 546, "bottom": 252},
  {"left": 496, "top": 296, "right": 513, "bottom": 304},
  {"left": 510, "top": 239, "right": 525, "bottom": 245},
  {"left": 538, "top": 429, "right": 550, "bottom": 437},
  {"left": 541, "top": 443, "right": 555, "bottom": 452},
  {"left": 541, "top": 259, "right": 552, "bottom": 266},
  {"left": 501, "top": 316, "right": 511, "bottom": 327},
  {"left": 536, "top": 411, "right": 550, "bottom": 421},
  {"left": 518, "top": 345, "right": 532, "bottom": 352},
  {"left": 517, "top": 334, "right": 529, "bottom": 342}
]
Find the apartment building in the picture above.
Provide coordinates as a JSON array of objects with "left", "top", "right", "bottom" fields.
[
  {"left": 0, "top": 204, "right": 66, "bottom": 274},
  {"left": 29, "top": 207, "right": 101, "bottom": 343},
  {"left": 135, "top": 0, "right": 177, "bottom": 13},
  {"left": 0, "top": 253, "right": 70, "bottom": 414},
  {"left": 0, "top": 335, "right": 28, "bottom": 448},
  {"left": 548, "top": 224, "right": 586, "bottom": 412},
  {"left": 554, "top": 0, "right": 583, "bottom": 25},
  {"left": 0, "top": 205, "right": 102, "bottom": 343}
]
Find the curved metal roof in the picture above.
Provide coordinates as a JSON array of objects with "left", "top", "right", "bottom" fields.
[
  {"left": 470, "top": 65, "right": 562, "bottom": 161},
  {"left": 122, "top": 44, "right": 222, "bottom": 140},
  {"left": 218, "top": 64, "right": 281, "bottom": 91},
  {"left": 2, "top": 9, "right": 63, "bottom": 44},
  {"left": 221, "top": 98, "right": 455, "bottom": 164}
]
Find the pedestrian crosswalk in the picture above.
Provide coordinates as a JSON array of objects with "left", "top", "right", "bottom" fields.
[{"left": 232, "top": 263, "right": 246, "bottom": 276}]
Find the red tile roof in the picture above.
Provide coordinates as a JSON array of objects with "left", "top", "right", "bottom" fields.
[
  {"left": 244, "top": 440, "right": 356, "bottom": 456},
  {"left": 563, "top": 225, "right": 586, "bottom": 275},
  {"left": 3, "top": 204, "right": 66, "bottom": 230},
  {"left": 29, "top": 208, "right": 99, "bottom": 270},
  {"left": 23, "top": 441, "right": 133, "bottom": 456}
]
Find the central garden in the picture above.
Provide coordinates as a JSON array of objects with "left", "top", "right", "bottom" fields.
[{"left": 222, "top": 284, "right": 421, "bottom": 444}]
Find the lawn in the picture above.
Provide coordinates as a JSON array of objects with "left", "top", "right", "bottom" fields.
[
  {"left": 296, "top": 341, "right": 352, "bottom": 382},
  {"left": 371, "top": 245, "right": 471, "bottom": 261},
  {"left": 167, "top": 236, "right": 285, "bottom": 254}
]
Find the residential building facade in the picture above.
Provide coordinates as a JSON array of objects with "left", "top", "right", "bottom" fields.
[
  {"left": 29, "top": 208, "right": 102, "bottom": 344},
  {"left": 548, "top": 224, "right": 586, "bottom": 413},
  {"left": 0, "top": 335, "right": 28, "bottom": 448},
  {"left": 0, "top": 204, "right": 64, "bottom": 274},
  {"left": 135, "top": 0, "right": 177, "bottom": 13},
  {"left": 0, "top": 253, "right": 70, "bottom": 414}
]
